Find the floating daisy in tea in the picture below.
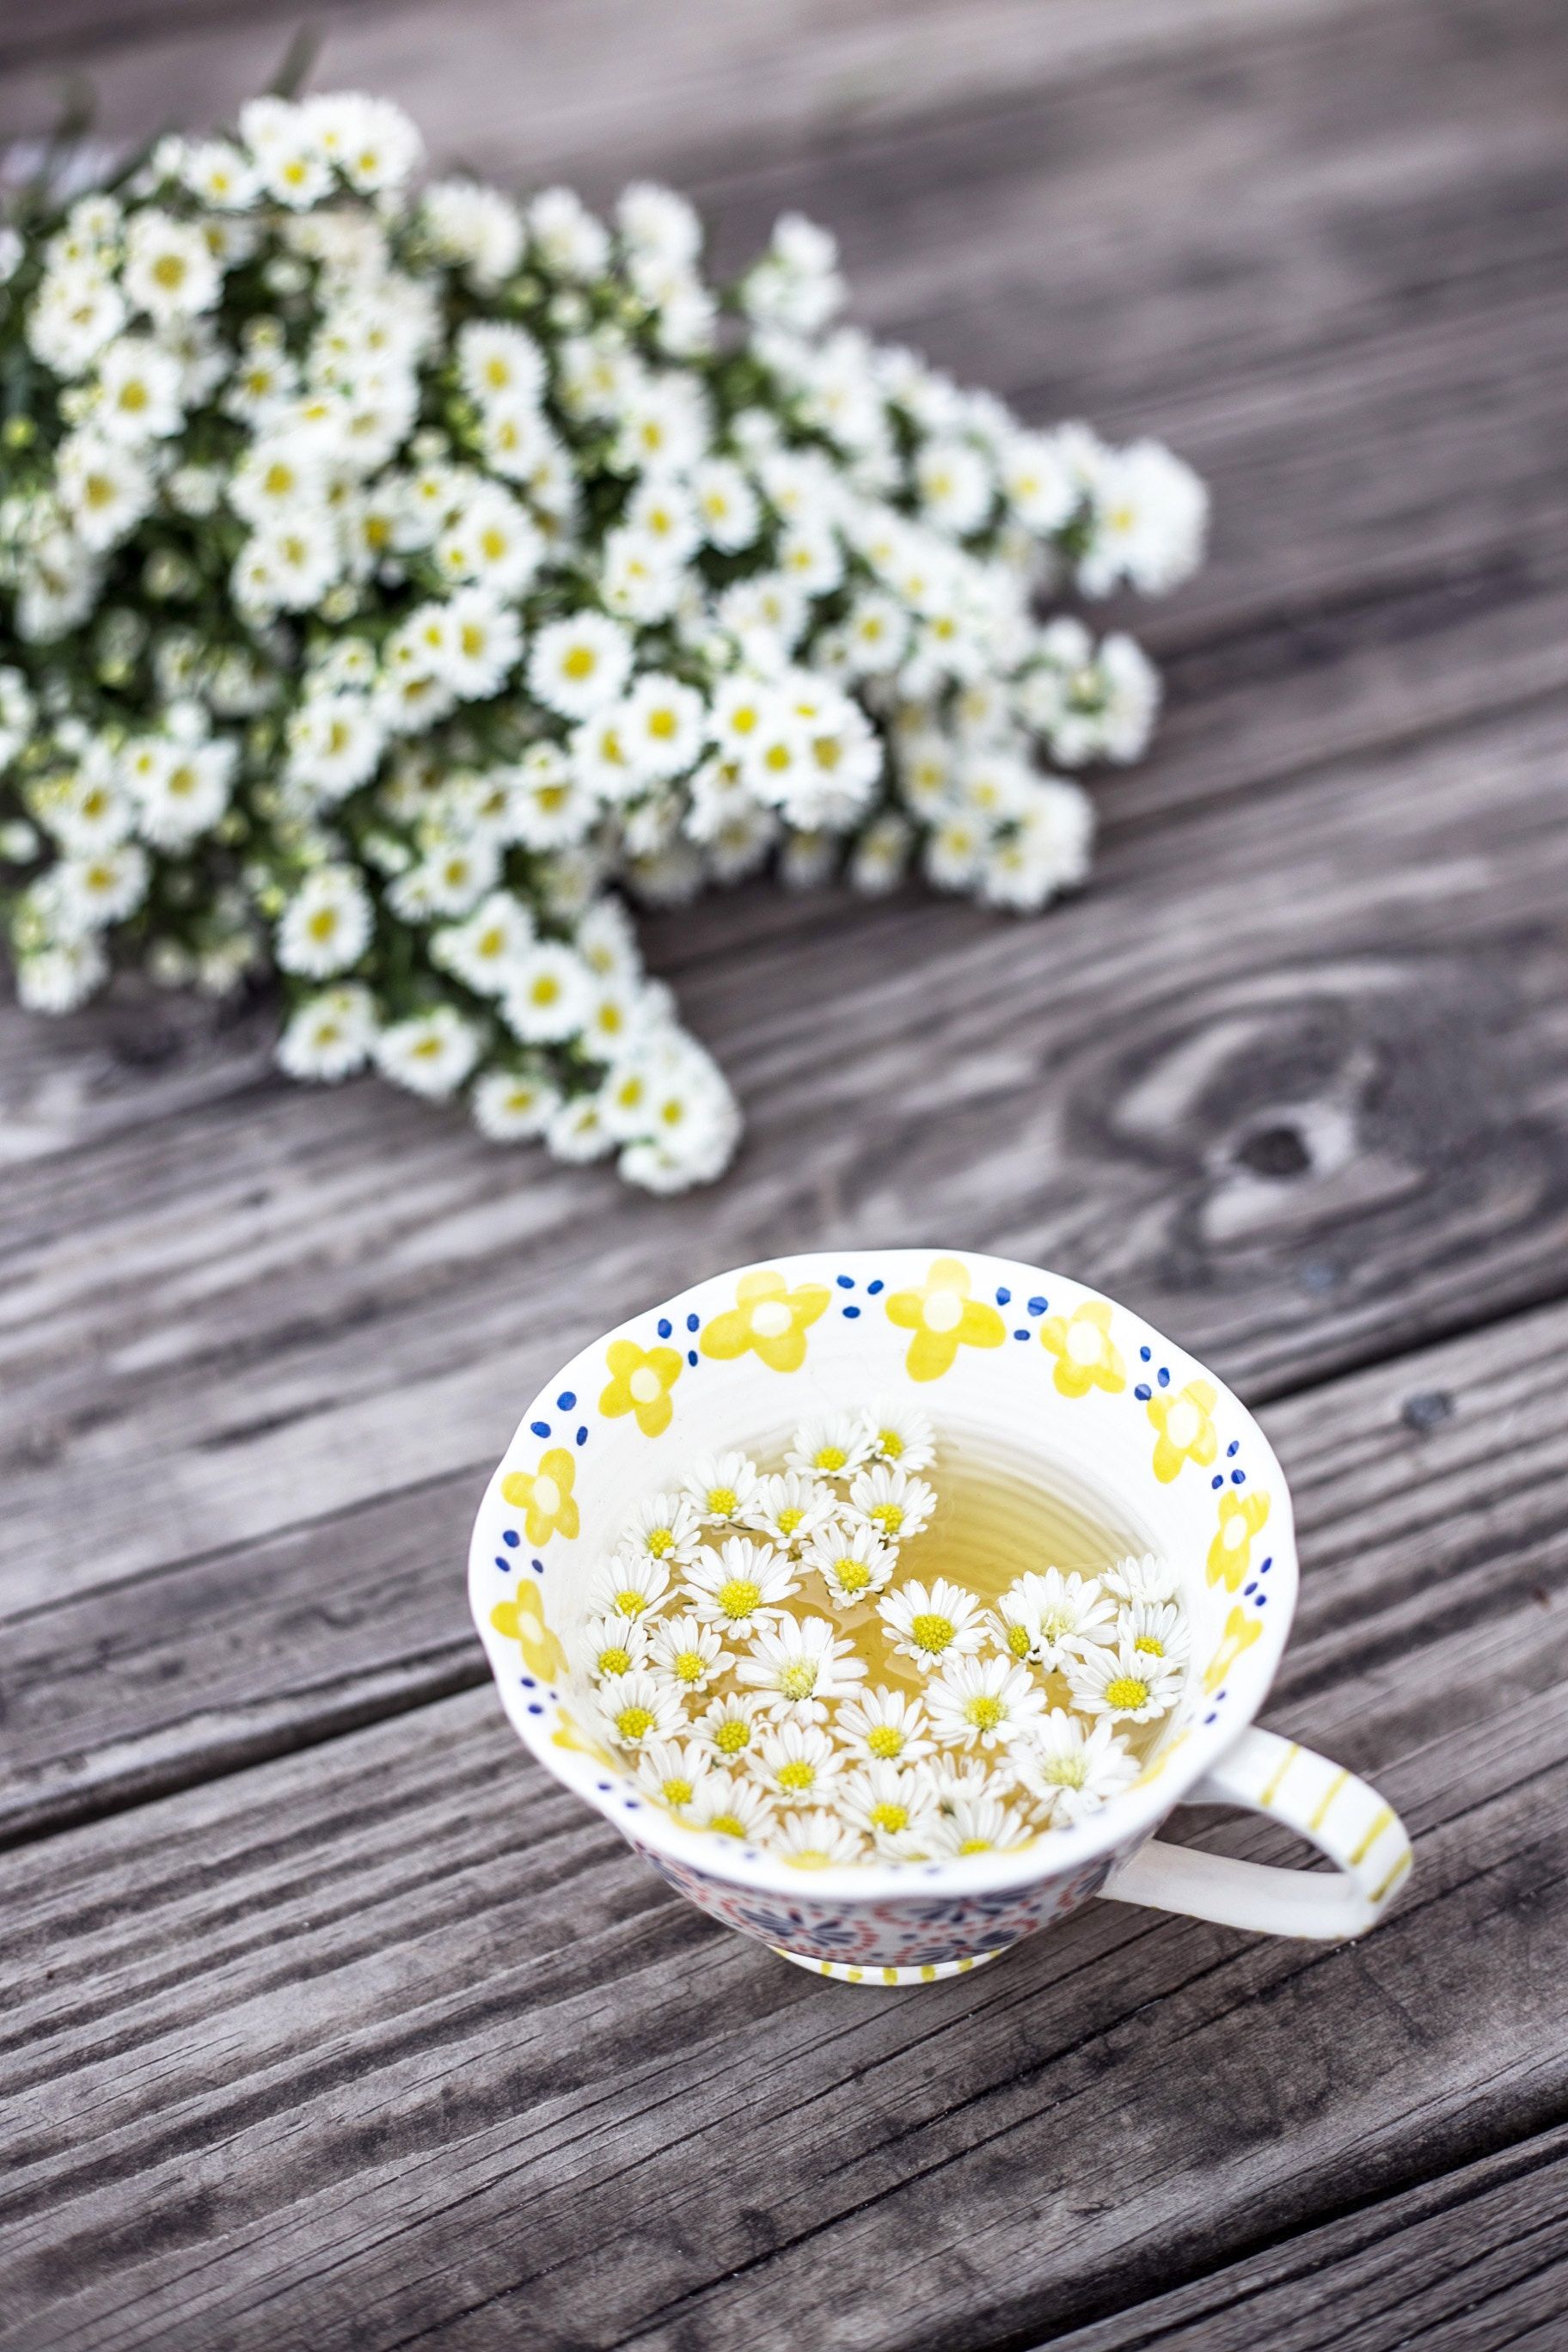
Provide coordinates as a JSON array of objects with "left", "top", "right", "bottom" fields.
[{"left": 581, "top": 1412, "right": 1189, "bottom": 1867}]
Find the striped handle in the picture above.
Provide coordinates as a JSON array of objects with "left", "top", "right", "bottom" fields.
[{"left": 1101, "top": 1726, "right": 1412, "bottom": 1940}]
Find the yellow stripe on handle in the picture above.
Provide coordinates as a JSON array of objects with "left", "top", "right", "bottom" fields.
[
  {"left": 1351, "top": 1805, "right": 1396, "bottom": 1865},
  {"left": 1309, "top": 1767, "right": 1350, "bottom": 1831},
  {"left": 1259, "top": 1742, "right": 1300, "bottom": 1807},
  {"left": 1373, "top": 1848, "right": 1413, "bottom": 1905}
]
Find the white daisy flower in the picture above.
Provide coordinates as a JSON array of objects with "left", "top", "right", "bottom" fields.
[
  {"left": 992, "top": 1568, "right": 1117, "bottom": 1670},
  {"left": 1014, "top": 1710, "right": 1139, "bottom": 1826},
  {"left": 801, "top": 1522, "right": 897, "bottom": 1609},
  {"left": 1065, "top": 1638, "right": 1184, "bottom": 1726},
  {"left": 373, "top": 1004, "right": 481, "bottom": 1099},
  {"left": 122, "top": 210, "right": 221, "bottom": 321},
  {"left": 735, "top": 1614, "right": 867, "bottom": 1724},
  {"left": 1103, "top": 1552, "right": 1180, "bottom": 1607},
  {"left": 616, "top": 1491, "right": 702, "bottom": 1573},
  {"left": 928, "top": 1795, "right": 1034, "bottom": 1858},
  {"left": 786, "top": 1412, "right": 873, "bottom": 1482},
  {"left": 457, "top": 319, "right": 546, "bottom": 411},
  {"left": 925, "top": 1653, "right": 1046, "bottom": 1751},
  {"left": 833, "top": 1685, "right": 934, "bottom": 1767},
  {"left": 691, "top": 1770, "right": 774, "bottom": 1842},
  {"left": 276, "top": 984, "right": 377, "bottom": 1082},
  {"left": 1118, "top": 1599, "right": 1191, "bottom": 1669},
  {"left": 527, "top": 612, "right": 633, "bottom": 720},
  {"left": 859, "top": 1405, "right": 936, "bottom": 1473},
  {"left": 503, "top": 941, "right": 593, "bottom": 1043},
  {"left": 547, "top": 1092, "right": 616, "bottom": 1165},
  {"left": 588, "top": 1550, "right": 671, "bottom": 1623},
  {"left": 275, "top": 867, "right": 373, "bottom": 979},
  {"left": 923, "top": 1752, "right": 1014, "bottom": 1808},
  {"left": 691, "top": 456, "right": 761, "bottom": 552},
  {"left": 683, "top": 1536, "right": 799, "bottom": 1632},
  {"left": 838, "top": 1761, "right": 940, "bottom": 1860},
  {"left": 879, "top": 1577, "right": 988, "bottom": 1674},
  {"left": 431, "top": 891, "right": 535, "bottom": 997},
  {"left": 56, "top": 432, "right": 153, "bottom": 551},
  {"left": 846, "top": 1463, "right": 936, "bottom": 1544},
  {"left": 423, "top": 178, "right": 524, "bottom": 285},
  {"left": 772, "top": 1808, "right": 866, "bottom": 1868},
  {"left": 132, "top": 738, "right": 236, "bottom": 850},
  {"left": 598, "top": 1669, "right": 686, "bottom": 1750},
  {"left": 95, "top": 336, "right": 183, "bottom": 442},
  {"left": 15, "top": 936, "right": 107, "bottom": 1014},
  {"left": 634, "top": 1736, "right": 713, "bottom": 1817},
  {"left": 618, "top": 671, "right": 706, "bottom": 780},
  {"left": 695, "top": 1691, "right": 763, "bottom": 1767},
  {"left": 744, "top": 1471, "right": 839, "bottom": 1554},
  {"left": 471, "top": 1067, "right": 562, "bottom": 1142},
  {"left": 646, "top": 1610, "right": 730, "bottom": 1696},
  {"left": 680, "top": 1450, "right": 761, "bottom": 1528},
  {"left": 753, "top": 1722, "right": 844, "bottom": 1806},
  {"left": 575, "top": 1612, "right": 651, "bottom": 1681}
]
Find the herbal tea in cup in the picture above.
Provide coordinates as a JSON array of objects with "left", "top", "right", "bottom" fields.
[{"left": 472, "top": 1250, "right": 1412, "bottom": 1982}]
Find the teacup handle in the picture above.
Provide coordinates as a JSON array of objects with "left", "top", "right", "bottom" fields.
[{"left": 1100, "top": 1726, "right": 1412, "bottom": 1940}]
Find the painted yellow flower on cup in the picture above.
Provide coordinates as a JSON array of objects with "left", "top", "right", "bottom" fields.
[
  {"left": 1038, "top": 1298, "right": 1125, "bottom": 1398},
  {"left": 1204, "top": 1602, "right": 1264, "bottom": 1693},
  {"left": 1147, "top": 1377, "right": 1218, "bottom": 1484},
  {"left": 885, "top": 1256, "right": 1006, "bottom": 1382},
  {"left": 501, "top": 1446, "right": 581, "bottom": 1546},
  {"left": 700, "top": 1269, "right": 830, "bottom": 1373},
  {"left": 1206, "top": 1486, "right": 1271, "bottom": 1590},
  {"left": 599, "top": 1337, "right": 683, "bottom": 1436},
  {"left": 489, "top": 1583, "right": 568, "bottom": 1681}
]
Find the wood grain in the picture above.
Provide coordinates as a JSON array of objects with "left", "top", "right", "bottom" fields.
[
  {"left": 1044, "top": 2121, "right": 1568, "bottom": 2351},
  {"left": 2, "top": 1286, "right": 1565, "bottom": 2351}
]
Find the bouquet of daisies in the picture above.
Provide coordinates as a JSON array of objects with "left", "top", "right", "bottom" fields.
[{"left": 0, "top": 88, "right": 1206, "bottom": 1191}]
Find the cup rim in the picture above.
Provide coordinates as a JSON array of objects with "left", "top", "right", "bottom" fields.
[{"left": 469, "top": 1246, "right": 1298, "bottom": 1901}]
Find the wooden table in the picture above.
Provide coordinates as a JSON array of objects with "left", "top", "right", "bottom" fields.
[{"left": 4, "top": 3, "right": 1566, "bottom": 2345}]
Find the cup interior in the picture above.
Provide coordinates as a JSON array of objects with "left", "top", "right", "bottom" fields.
[{"left": 469, "top": 1249, "right": 1296, "bottom": 1895}]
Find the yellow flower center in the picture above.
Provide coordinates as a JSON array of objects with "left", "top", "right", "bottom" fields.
[
  {"left": 958, "top": 1837, "right": 992, "bottom": 1853},
  {"left": 870, "top": 1801, "right": 909, "bottom": 1835},
  {"left": 647, "top": 707, "right": 677, "bottom": 739},
  {"left": 870, "top": 1503, "right": 904, "bottom": 1536},
  {"left": 308, "top": 908, "right": 339, "bottom": 941},
  {"left": 776, "top": 1506, "right": 805, "bottom": 1535},
  {"left": 813, "top": 1445, "right": 847, "bottom": 1472},
  {"left": 965, "top": 1695, "right": 1005, "bottom": 1732},
  {"left": 662, "top": 1776, "right": 694, "bottom": 1808},
  {"left": 612, "top": 1589, "right": 647, "bottom": 1618},
  {"left": 708, "top": 1812, "right": 744, "bottom": 1836},
  {"left": 1044, "top": 1755, "right": 1087, "bottom": 1789},
  {"left": 867, "top": 1725, "right": 904, "bottom": 1760},
  {"left": 910, "top": 1612, "right": 952, "bottom": 1654},
  {"left": 833, "top": 1559, "right": 873, "bottom": 1595},
  {"left": 714, "top": 1719, "right": 750, "bottom": 1755},
  {"left": 646, "top": 1525, "right": 676, "bottom": 1557},
  {"left": 716, "top": 1577, "right": 760, "bottom": 1620},
  {"left": 706, "top": 1485, "right": 737, "bottom": 1516},
  {"left": 152, "top": 253, "right": 187, "bottom": 289},
  {"left": 776, "top": 1760, "right": 815, "bottom": 1792},
  {"left": 878, "top": 1430, "right": 903, "bottom": 1459},
  {"left": 780, "top": 1662, "right": 818, "bottom": 1700},
  {"left": 1006, "top": 1622, "right": 1032, "bottom": 1659},
  {"left": 672, "top": 1650, "right": 705, "bottom": 1684},
  {"left": 1134, "top": 1634, "right": 1165, "bottom": 1656},
  {"left": 562, "top": 646, "right": 596, "bottom": 679},
  {"left": 597, "top": 1645, "right": 633, "bottom": 1676},
  {"left": 1106, "top": 1675, "right": 1150, "bottom": 1712},
  {"left": 615, "top": 1704, "right": 654, "bottom": 1741}
]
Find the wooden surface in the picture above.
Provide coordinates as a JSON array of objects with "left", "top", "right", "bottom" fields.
[{"left": 3, "top": 1, "right": 1566, "bottom": 2345}]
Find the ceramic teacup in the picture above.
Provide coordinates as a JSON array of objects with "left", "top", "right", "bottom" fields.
[{"left": 469, "top": 1249, "right": 1412, "bottom": 1983}]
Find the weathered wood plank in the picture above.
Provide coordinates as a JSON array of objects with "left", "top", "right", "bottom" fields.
[
  {"left": 4, "top": 690, "right": 1568, "bottom": 1638},
  {"left": 2, "top": 1284, "right": 1564, "bottom": 2350},
  {"left": 8, "top": 1187, "right": 1568, "bottom": 1850},
  {"left": 1042, "top": 2120, "right": 1568, "bottom": 2352}
]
